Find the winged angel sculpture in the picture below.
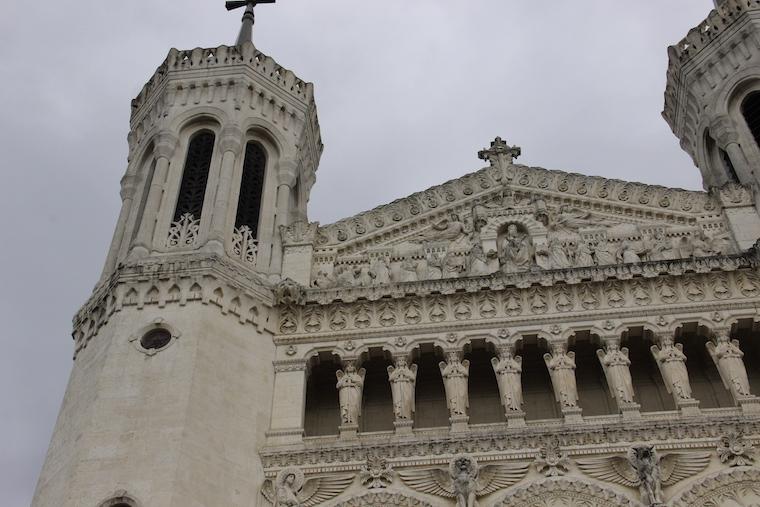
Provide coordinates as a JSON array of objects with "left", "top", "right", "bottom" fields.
[
  {"left": 398, "top": 454, "right": 529, "bottom": 507},
  {"left": 577, "top": 445, "right": 711, "bottom": 506},
  {"left": 261, "top": 467, "right": 353, "bottom": 506}
]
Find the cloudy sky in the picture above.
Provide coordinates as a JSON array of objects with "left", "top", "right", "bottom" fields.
[{"left": 0, "top": 0, "right": 715, "bottom": 504}]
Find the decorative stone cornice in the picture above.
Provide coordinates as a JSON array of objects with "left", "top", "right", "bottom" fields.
[
  {"left": 73, "top": 253, "right": 275, "bottom": 358},
  {"left": 670, "top": 467, "right": 760, "bottom": 507},
  {"left": 260, "top": 411, "right": 760, "bottom": 469},
  {"left": 316, "top": 163, "right": 718, "bottom": 251}
]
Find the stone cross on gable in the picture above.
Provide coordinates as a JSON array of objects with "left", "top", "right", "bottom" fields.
[
  {"left": 226, "top": 0, "right": 276, "bottom": 46},
  {"left": 478, "top": 137, "right": 522, "bottom": 174}
]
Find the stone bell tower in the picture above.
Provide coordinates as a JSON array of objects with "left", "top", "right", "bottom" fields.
[
  {"left": 32, "top": 2, "right": 321, "bottom": 506},
  {"left": 663, "top": 0, "right": 760, "bottom": 247}
]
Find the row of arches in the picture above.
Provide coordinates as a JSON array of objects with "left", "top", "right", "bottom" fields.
[{"left": 303, "top": 319, "right": 760, "bottom": 436}]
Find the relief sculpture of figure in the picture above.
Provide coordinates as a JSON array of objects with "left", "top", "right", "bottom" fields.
[
  {"left": 548, "top": 237, "right": 572, "bottom": 269},
  {"left": 439, "top": 353, "right": 470, "bottom": 418},
  {"left": 598, "top": 341, "right": 635, "bottom": 405},
  {"left": 617, "top": 240, "right": 642, "bottom": 264},
  {"left": 593, "top": 239, "right": 617, "bottom": 266},
  {"left": 491, "top": 348, "right": 523, "bottom": 413},
  {"left": 387, "top": 357, "right": 418, "bottom": 421},
  {"left": 369, "top": 257, "right": 391, "bottom": 285},
  {"left": 651, "top": 337, "right": 693, "bottom": 401},
  {"left": 413, "top": 213, "right": 468, "bottom": 244},
  {"left": 573, "top": 240, "right": 595, "bottom": 267},
  {"left": 549, "top": 205, "right": 595, "bottom": 233},
  {"left": 643, "top": 231, "right": 675, "bottom": 261},
  {"left": 499, "top": 224, "right": 533, "bottom": 272},
  {"left": 544, "top": 345, "right": 579, "bottom": 408},
  {"left": 336, "top": 363, "right": 366, "bottom": 426},
  {"left": 467, "top": 242, "right": 496, "bottom": 276},
  {"left": 707, "top": 332, "right": 752, "bottom": 398}
]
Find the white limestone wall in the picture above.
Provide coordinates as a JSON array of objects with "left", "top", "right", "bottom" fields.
[{"left": 32, "top": 303, "right": 275, "bottom": 507}]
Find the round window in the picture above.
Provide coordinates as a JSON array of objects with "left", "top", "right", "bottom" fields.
[{"left": 140, "top": 328, "right": 172, "bottom": 350}]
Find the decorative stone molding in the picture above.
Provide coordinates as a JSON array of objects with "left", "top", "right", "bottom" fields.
[
  {"left": 494, "top": 478, "right": 638, "bottom": 507},
  {"left": 230, "top": 225, "right": 258, "bottom": 265},
  {"left": 358, "top": 455, "right": 394, "bottom": 489},
  {"left": 712, "top": 182, "right": 755, "bottom": 209},
  {"left": 332, "top": 492, "right": 432, "bottom": 507},
  {"left": 281, "top": 220, "right": 319, "bottom": 246},
  {"left": 166, "top": 213, "right": 200, "bottom": 249},
  {"left": 275, "top": 279, "right": 306, "bottom": 306},
  {"left": 670, "top": 468, "right": 760, "bottom": 507},
  {"left": 717, "top": 433, "right": 755, "bottom": 466}
]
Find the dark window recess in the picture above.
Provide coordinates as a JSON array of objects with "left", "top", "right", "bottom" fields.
[
  {"left": 173, "top": 131, "right": 215, "bottom": 221},
  {"left": 140, "top": 328, "right": 172, "bottom": 350},
  {"left": 742, "top": 92, "right": 760, "bottom": 150},
  {"left": 235, "top": 142, "right": 267, "bottom": 236}
]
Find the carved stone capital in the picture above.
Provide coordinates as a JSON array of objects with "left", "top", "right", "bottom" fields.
[
  {"left": 278, "top": 159, "right": 299, "bottom": 187},
  {"left": 119, "top": 174, "right": 138, "bottom": 200},
  {"left": 153, "top": 131, "right": 180, "bottom": 160},
  {"left": 273, "top": 359, "right": 308, "bottom": 373},
  {"left": 710, "top": 116, "right": 741, "bottom": 148},
  {"left": 280, "top": 220, "right": 319, "bottom": 246},
  {"left": 711, "top": 182, "right": 755, "bottom": 208},
  {"left": 218, "top": 125, "right": 244, "bottom": 154}
]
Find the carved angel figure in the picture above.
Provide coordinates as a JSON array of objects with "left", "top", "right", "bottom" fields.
[
  {"left": 577, "top": 446, "right": 711, "bottom": 506},
  {"left": 387, "top": 358, "right": 418, "bottom": 421},
  {"left": 491, "top": 350, "right": 523, "bottom": 412},
  {"left": 651, "top": 339, "right": 693, "bottom": 401},
  {"left": 261, "top": 467, "right": 354, "bottom": 507},
  {"left": 398, "top": 454, "right": 529, "bottom": 507},
  {"left": 544, "top": 346, "right": 579, "bottom": 408},
  {"left": 336, "top": 363, "right": 366, "bottom": 426}
]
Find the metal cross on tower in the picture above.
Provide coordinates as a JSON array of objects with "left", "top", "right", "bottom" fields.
[{"left": 226, "top": 0, "right": 276, "bottom": 46}]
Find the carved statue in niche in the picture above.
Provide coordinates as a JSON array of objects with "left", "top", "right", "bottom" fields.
[
  {"left": 499, "top": 224, "right": 533, "bottom": 273},
  {"left": 707, "top": 332, "right": 752, "bottom": 398},
  {"left": 549, "top": 205, "right": 595, "bottom": 233},
  {"left": 439, "top": 353, "right": 470, "bottom": 418},
  {"left": 369, "top": 257, "right": 391, "bottom": 285},
  {"left": 491, "top": 347, "right": 523, "bottom": 412},
  {"left": 598, "top": 341, "right": 635, "bottom": 405},
  {"left": 387, "top": 357, "right": 418, "bottom": 421},
  {"left": 336, "top": 363, "right": 366, "bottom": 426},
  {"left": 544, "top": 344, "right": 579, "bottom": 408},
  {"left": 651, "top": 337, "right": 693, "bottom": 401},
  {"left": 593, "top": 239, "right": 617, "bottom": 266}
]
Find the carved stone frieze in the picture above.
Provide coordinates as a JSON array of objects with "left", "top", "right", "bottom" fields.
[
  {"left": 495, "top": 478, "right": 637, "bottom": 507},
  {"left": 670, "top": 468, "right": 760, "bottom": 507},
  {"left": 333, "top": 492, "right": 432, "bottom": 507}
]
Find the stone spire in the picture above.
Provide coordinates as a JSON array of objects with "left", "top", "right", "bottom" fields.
[{"left": 226, "top": 0, "right": 276, "bottom": 46}]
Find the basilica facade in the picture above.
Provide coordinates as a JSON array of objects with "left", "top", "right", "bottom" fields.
[{"left": 32, "top": 1, "right": 760, "bottom": 506}]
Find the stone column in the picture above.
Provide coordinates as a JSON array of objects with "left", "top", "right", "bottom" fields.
[
  {"left": 439, "top": 351, "right": 470, "bottom": 432},
  {"left": 206, "top": 125, "right": 243, "bottom": 254},
  {"left": 707, "top": 329, "right": 760, "bottom": 414},
  {"left": 99, "top": 174, "right": 137, "bottom": 282},
  {"left": 712, "top": 117, "right": 754, "bottom": 183},
  {"left": 387, "top": 355, "right": 417, "bottom": 435},
  {"left": 544, "top": 342, "right": 582, "bottom": 424},
  {"left": 269, "top": 159, "right": 298, "bottom": 272},
  {"left": 491, "top": 344, "right": 525, "bottom": 428},
  {"left": 597, "top": 336, "right": 641, "bottom": 420},
  {"left": 131, "top": 132, "right": 179, "bottom": 257},
  {"left": 336, "top": 359, "right": 365, "bottom": 439},
  {"left": 651, "top": 333, "right": 700, "bottom": 416},
  {"left": 266, "top": 359, "right": 307, "bottom": 445}
]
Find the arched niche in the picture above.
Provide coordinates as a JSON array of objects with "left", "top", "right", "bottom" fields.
[
  {"left": 670, "top": 468, "right": 760, "bottom": 507},
  {"left": 332, "top": 491, "right": 433, "bottom": 507},
  {"left": 494, "top": 478, "right": 637, "bottom": 507}
]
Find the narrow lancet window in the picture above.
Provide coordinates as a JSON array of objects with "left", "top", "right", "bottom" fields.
[
  {"left": 742, "top": 92, "right": 760, "bottom": 150},
  {"left": 173, "top": 130, "right": 215, "bottom": 222},
  {"left": 235, "top": 141, "right": 267, "bottom": 238}
]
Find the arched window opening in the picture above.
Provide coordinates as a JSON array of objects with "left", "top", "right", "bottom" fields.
[
  {"left": 675, "top": 324, "right": 733, "bottom": 409},
  {"left": 464, "top": 342, "right": 502, "bottom": 424},
  {"left": 304, "top": 353, "right": 341, "bottom": 437},
  {"left": 624, "top": 328, "right": 675, "bottom": 412},
  {"left": 413, "top": 345, "right": 449, "bottom": 428},
  {"left": 98, "top": 495, "right": 138, "bottom": 507},
  {"left": 734, "top": 319, "right": 760, "bottom": 395},
  {"left": 173, "top": 130, "right": 215, "bottom": 222},
  {"left": 235, "top": 141, "right": 267, "bottom": 238},
  {"left": 742, "top": 91, "right": 760, "bottom": 150},
  {"left": 130, "top": 157, "right": 156, "bottom": 243},
  {"left": 572, "top": 333, "right": 615, "bottom": 417},
  {"left": 359, "top": 349, "right": 394, "bottom": 433},
  {"left": 518, "top": 336, "right": 560, "bottom": 421}
]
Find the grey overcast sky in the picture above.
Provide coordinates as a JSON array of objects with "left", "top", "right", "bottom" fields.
[{"left": 0, "top": 1, "right": 714, "bottom": 505}]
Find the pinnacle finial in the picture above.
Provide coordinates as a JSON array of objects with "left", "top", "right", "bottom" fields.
[
  {"left": 226, "top": 0, "right": 276, "bottom": 46},
  {"left": 478, "top": 137, "right": 521, "bottom": 171}
]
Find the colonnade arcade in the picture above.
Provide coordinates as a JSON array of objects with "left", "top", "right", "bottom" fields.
[{"left": 273, "top": 317, "right": 760, "bottom": 439}]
